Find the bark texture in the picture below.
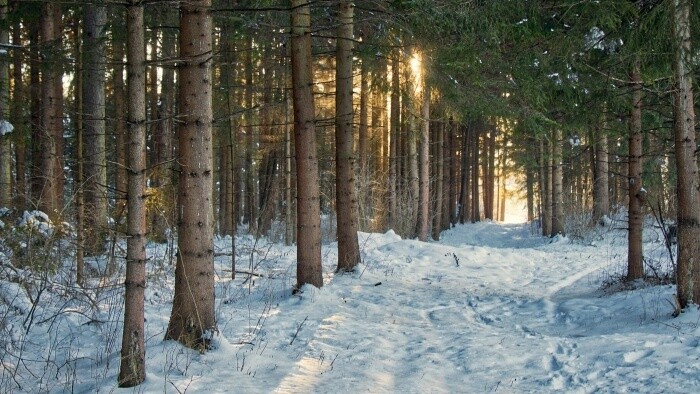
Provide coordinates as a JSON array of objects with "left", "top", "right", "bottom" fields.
[
  {"left": 627, "top": 62, "right": 644, "bottom": 281},
  {"left": 671, "top": 0, "right": 700, "bottom": 308},
  {"left": 83, "top": 2, "right": 108, "bottom": 255},
  {"left": 335, "top": 0, "right": 361, "bottom": 271},
  {"left": 39, "top": 2, "right": 64, "bottom": 218},
  {"left": 166, "top": 0, "right": 217, "bottom": 347},
  {"left": 118, "top": 1, "right": 147, "bottom": 387},
  {"left": 291, "top": 0, "right": 323, "bottom": 290}
]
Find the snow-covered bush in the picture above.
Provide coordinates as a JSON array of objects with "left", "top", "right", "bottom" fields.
[{"left": 1, "top": 210, "right": 73, "bottom": 273}]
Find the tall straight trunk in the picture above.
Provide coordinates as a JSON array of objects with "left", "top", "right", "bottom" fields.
[
  {"left": 408, "top": 113, "right": 419, "bottom": 236},
  {"left": 221, "top": 23, "right": 237, "bottom": 239},
  {"left": 335, "top": 0, "right": 361, "bottom": 271},
  {"left": 482, "top": 130, "right": 491, "bottom": 220},
  {"left": 541, "top": 138, "right": 552, "bottom": 235},
  {"left": 388, "top": 56, "right": 400, "bottom": 229},
  {"left": 592, "top": 118, "right": 610, "bottom": 225},
  {"left": 118, "top": 1, "right": 147, "bottom": 387},
  {"left": 291, "top": 0, "right": 323, "bottom": 290},
  {"left": 156, "top": 22, "right": 176, "bottom": 240},
  {"left": 166, "top": 0, "right": 216, "bottom": 348},
  {"left": 433, "top": 120, "right": 444, "bottom": 239},
  {"left": 486, "top": 128, "right": 496, "bottom": 220},
  {"left": 453, "top": 121, "right": 462, "bottom": 223},
  {"left": 11, "top": 21, "right": 26, "bottom": 211},
  {"left": 113, "top": 37, "right": 128, "bottom": 217},
  {"left": 459, "top": 124, "right": 470, "bottom": 223},
  {"left": 627, "top": 61, "right": 645, "bottom": 281},
  {"left": 441, "top": 119, "right": 451, "bottom": 230},
  {"left": 29, "top": 23, "right": 41, "bottom": 206},
  {"left": 671, "top": 0, "right": 700, "bottom": 308},
  {"left": 498, "top": 143, "right": 507, "bottom": 221},
  {"left": 257, "top": 41, "right": 277, "bottom": 236},
  {"left": 526, "top": 160, "right": 535, "bottom": 222},
  {"left": 83, "top": 2, "right": 108, "bottom": 255},
  {"left": 244, "top": 36, "right": 257, "bottom": 232},
  {"left": 471, "top": 126, "right": 480, "bottom": 222},
  {"left": 551, "top": 129, "right": 565, "bottom": 235},
  {"left": 0, "top": 0, "right": 10, "bottom": 208},
  {"left": 357, "top": 61, "right": 369, "bottom": 230},
  {"left": 416, "top": 84, "right": 430, "bottom": 241},
  {"left": 75, "top": 21, "right": 84, "bottom": 285},
  {"left": 284, "top": 91, "right": 294, "bottom": 245},
  {"left": 40, "top": 2, "right": 64, "bottom": 218},
  {"left": 358, "top": 60, "right": 369, "bottom": 172}
]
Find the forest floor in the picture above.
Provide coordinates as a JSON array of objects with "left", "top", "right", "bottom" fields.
[{"left": 2, "top": 216, "right": 700, "bottom": 393}]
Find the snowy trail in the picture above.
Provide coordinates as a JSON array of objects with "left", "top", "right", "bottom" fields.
[
  {"left": 119, "top": 221, "right": 700, "bottom": 393},
  {"left": 242, "top": 223, "right": 619, "bottom": 392}
]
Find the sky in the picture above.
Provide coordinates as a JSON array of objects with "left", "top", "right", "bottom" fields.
[{"left": 2, "top": 215, "right": 699, "bottom": 393}]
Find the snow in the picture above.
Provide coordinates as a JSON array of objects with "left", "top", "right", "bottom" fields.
[
  {"left": 0, "top": 120, "right": 13, "bottom": 136},
  {"left": 2, "top": 219, "right": 700, "bottom": 393}
]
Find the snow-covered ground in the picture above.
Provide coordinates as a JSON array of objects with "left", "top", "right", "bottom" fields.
[{"left": 2, "top": 218, "right": 699, "bottom": 393}]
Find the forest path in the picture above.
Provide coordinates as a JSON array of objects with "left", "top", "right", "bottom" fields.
[{"left": 268, "top": 223, "right": 614, "bottom": 393}]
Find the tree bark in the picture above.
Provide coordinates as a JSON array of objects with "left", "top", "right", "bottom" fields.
[
  {"left": 671, "top": 0, "right": 700, "bottom": 308},
  {"left": 541, "top": 138, "right": 552, "bottom": 235},
  {"left": 592, "top": 117, "right": 610, "bottom": 225},
  {"left": 433, "top": 120, "right": 444, "bottom": 239},
  {"left": 39, "top": 2, "right": 64, "bottom": 218},
  {"left": 0, "top": 0, "right": 10, "bottom": 209},
  {"left": 441, "top": 119, "right": 451, "bottom": 230},
  {"left": 118, "top": 1, "right": 147, "bottom": 387},
  {"left": 551, "top": 129, "right": 565, "bottom": 236},
  {"left": 11, "top": 18, "right": 26, "bottom": 211},
  {"left": 291, "top": 0, "right": 323, "bottom": 290},
  {"left": 627, "top": 61, "right": 645, "bottom": 281},
  {"left": 113, "top": 36, "right": 128, "bottom": 219},
  {"left": 244, "top": 36, "right": 258, "bottom": 233},
  {"left": 166, "top": 0, "right": 216, "bottom": 348},
  {"left": 416, "top": 83, "right": 430, "bottom": 241},
  {"left": 83, "top": 2, "right": 108, "bottom": 255},
  {"left": 335, "top": 0, "right": 361, "bottom": 271},
  {"left": 388, "top": 55, "right": 400, "bottom": 230},
  {"left": 471, "top": 125, "right": 480, "bottom": 222}
]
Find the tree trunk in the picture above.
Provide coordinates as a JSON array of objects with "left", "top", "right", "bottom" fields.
[
  {"left": 471, "top": 126, "right": 480, "bottom": 222},
  {"left": 541, "top": 138, "right": 552, "bottom": 236},
  {"left": 388, "top": 56, "right": 400, "bottom": 230},
  {"left": 358, "top": 61, "right": 369, "bottom": 231},
  {"left": 0, "top": 0, "right": 10, "bottom": 209},
  {"left": 40, "top": 2, "right": 64, "bottom": 218},
  {"left": 335, "top": 0, "right": 361, "bottom": 271},
  {"left": 244, "top": 36, "right": 258, "bottom": 233},
  {"left": 83, "top": 2, "right": 108, "bottom": 255},
  {"left": 627, "top": 61, "right": 645, "bottom": 281},
  {"left": 526, "top": 165, "right": 535, "bottom": 222},
  {"left": 166, "top": 0, "right": 216, "bottom": 348},
  {"left": 551, "top": 129, "right": 565, "bottom": 236},
  {"left": 11, "top": 19, "right": 26, "bottom": 211},
  {"left": 441, "top": 119, "right": 451, "bottom": 230},
  {"left": 592, "top": 118, "right": 610, "bottom": 225},
  {"left": 29, "top": 22, "right": 41, "bottom": 206},
  {"left": 416, "top": 83, "right": 430, "bottom": 241},
  {"left": 291, "top": 0, "right": 323, "bottom": 290},
  {"left": 671, "top": 0, "right": 700, "bottom": 309},
  {"left": 433, "top": 120, "right": 444, "bottom": 239},
  {"left": 118, "top": 1, "right": 147, "bottom": 387},
  {"left": 221, "top": 19, "right": 237, "bottom": 241},
  {"left": 113, "top": 37, "right": 128, "bottom": 219},
  {"left": 486, "top": 128, "right": 496, "bottom": 220},
  {"left": 451, "top": 120, "right": 460, "bottom": 224}
]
